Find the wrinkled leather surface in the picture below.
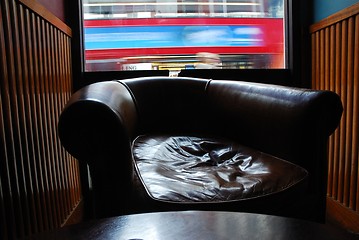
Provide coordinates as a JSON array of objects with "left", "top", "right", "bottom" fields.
[{"left": 133, "top": 135, "right": 308, "bottom": 202}]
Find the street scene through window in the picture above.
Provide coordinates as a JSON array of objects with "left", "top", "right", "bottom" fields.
[{"left": 83, "top": 0, "right": 285, "bottom": 72}]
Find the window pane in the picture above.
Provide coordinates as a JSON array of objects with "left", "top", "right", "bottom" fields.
[{"left": 83, "top": 0, "right": 285, "bottom": 72}]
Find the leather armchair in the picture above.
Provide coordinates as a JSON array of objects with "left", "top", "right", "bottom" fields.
[{"left": 58, "top": 77, "right": 343, "bottom": 222}]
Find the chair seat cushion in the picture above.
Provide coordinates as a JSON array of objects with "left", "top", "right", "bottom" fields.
[{"left": 132, "top": 135, "right": 308, "bottom": 203}]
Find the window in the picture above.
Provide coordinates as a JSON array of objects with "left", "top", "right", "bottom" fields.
[{"left": 82, "top": 0, "right": 286, "bottom": 73}]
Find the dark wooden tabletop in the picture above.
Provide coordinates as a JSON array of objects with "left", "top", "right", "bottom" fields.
[{"left": 30, "top": 211, "right": 358, "bottom": 240}]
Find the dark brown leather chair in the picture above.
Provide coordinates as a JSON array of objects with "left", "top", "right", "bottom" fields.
[{"left": 58, "top": 77, "right": 343, "bottom": 222}]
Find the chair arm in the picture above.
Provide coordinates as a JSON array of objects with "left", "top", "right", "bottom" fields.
[
  {"left": 58, "top": 81, "right": 137, "bottom": 162},
  {"left": 58, "top": 81, "right": 138, "bottom": 216},
  {"left": 206, "top": 80, "right": 343, "bottom": 162}
]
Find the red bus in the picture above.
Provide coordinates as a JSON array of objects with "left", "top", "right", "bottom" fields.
[{"left": 83, "top": 0, "right": 285, "bottom": 71}]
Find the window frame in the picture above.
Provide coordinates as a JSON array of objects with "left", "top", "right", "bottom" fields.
[{"left": 67, "top": 0, "right": 311, "bottom": 91}]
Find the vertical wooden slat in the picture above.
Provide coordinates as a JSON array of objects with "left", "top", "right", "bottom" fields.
[
  {"left": 352, "top": 14, "right": 359, "bottom": 212},
  {"left": 344, "top": 16, "right": 354, "bottom": 209},
  {"left": 315, "top": 31, "right": 320, "bottom": 90},
  {"left": 311, "top": 33, "right": 316, "bottom": 89},
  {"left": 329, "top": 25, "right": 336, "bottom": 91},
  {"left": 324, "top": 27, "right": 330, "bottom": 90},
  {"left": 330, "top": 24, "right": 337, "bottom": 194},
  {"left": 0, "top": 3, "right": 13, "bottom": 238},
  {"left": 332, "top": 22, "right": 342, "bottom": 200},
  {"left": 338, "top": 19, "right": 348, "bottom": 204},
  {"left": 327, "top": 23, "right": 337, "bottom": 195},
  {"left": 322, "top": 28, "right": 326, "bottom": 89}
]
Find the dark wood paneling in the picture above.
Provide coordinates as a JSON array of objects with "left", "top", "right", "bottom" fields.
[
  {"left": 0, "top": 0, "right": 81, "bottom": 239},
  {"left": 310, "top": 2, "right": 359, "bottom": 234},
  {"left": 18, "top": 0, "right": 70, "bottom": 36},
  {"left": 327, "top": 197, "right": 359, "bottom": 234}
]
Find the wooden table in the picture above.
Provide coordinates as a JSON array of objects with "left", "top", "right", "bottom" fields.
[{"left": 32, "top": 211, "right": 358, "bottom": 240}]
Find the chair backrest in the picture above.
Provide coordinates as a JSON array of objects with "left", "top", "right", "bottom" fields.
[
  {"left": 121, "top": 76, "right": 211, "bottom": 135},
  {"left": 122, "top": 77, "right": 343, "bottom": 196}
]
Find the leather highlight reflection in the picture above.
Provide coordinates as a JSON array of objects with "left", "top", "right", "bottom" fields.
[{"left": 133, "top": 135, "right": 308, "bottom": 202}]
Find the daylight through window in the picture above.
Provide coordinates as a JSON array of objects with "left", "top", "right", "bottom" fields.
[{"left": 83, "top": 0, "right": 285, "bottom": 72}]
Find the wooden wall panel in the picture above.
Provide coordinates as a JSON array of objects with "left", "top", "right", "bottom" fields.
[
  {"left": 0, "top": 0, "right": 80, "bottom": 239},
  {"left": 310, "top": 2, "right": 359, "bottom": 234}
]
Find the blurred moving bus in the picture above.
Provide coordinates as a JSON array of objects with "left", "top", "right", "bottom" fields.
[{"left": 83, "top": 0, "right": 285, "bottom": 71}]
